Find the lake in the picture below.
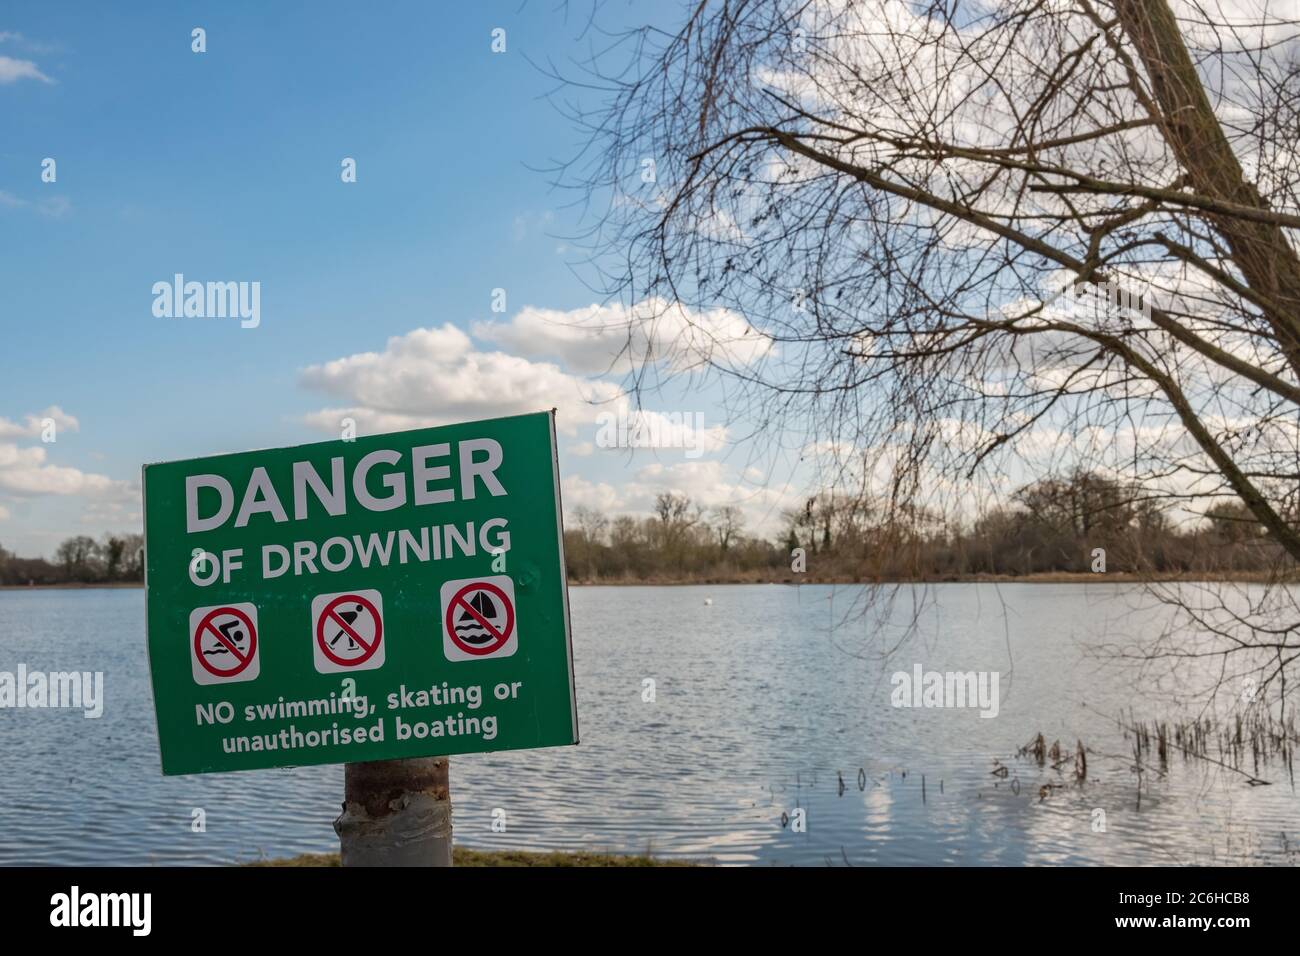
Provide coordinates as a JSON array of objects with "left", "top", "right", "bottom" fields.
[{"left": 1, "top": 584, "right": 1296, "bottom": 866}]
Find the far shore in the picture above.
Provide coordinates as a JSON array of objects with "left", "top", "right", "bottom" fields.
[
  {"left": 570, "top": 570, "right": 1300, "bottom": 586},
  {"left": 2, "top": 571, "right": 1296, "bottom": 592},
  {"left": 0, "top": 581, "right": 144, "bottom": 591},
  {"left": 244, "top": 848, "right": 700, "bottom": 867}
]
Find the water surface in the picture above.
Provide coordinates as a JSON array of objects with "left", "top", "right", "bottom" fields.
[{"left": 0, "top": 584, "right": 1295, "bottom": 865}]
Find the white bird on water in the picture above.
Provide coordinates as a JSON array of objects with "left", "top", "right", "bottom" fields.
[{"left": 704, "top": 598, "right": 713, "bottom": 606}]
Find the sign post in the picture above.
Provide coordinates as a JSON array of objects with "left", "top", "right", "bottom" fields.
[
  {"left": 335, "top": 755, "right": 452, "bottom": 866},
  {"left": 142, "top": 410, "right": 578, "bottom": 865}
]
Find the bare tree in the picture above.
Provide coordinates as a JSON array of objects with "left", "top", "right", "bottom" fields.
[
  {"left": 566, "top": 0, "right": 1300, "bottom": 703},
  {"left": 573, "top": 505, "right": 610, "bottom": 544},
  {"left": 654, "top": 491, "right": 699, "bottom": 553},
  {"left": 56, "top": 535, "right": 100, "bottom": 579},
  {"left": 570, "top": 504, "right": 611, "bottom": 577},
  {"left": 711, "top": 504, "right": 745, "bottom": 552}
]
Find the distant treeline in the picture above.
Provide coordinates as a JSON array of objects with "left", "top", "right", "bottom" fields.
[
  {"left": 0, "top": 533, "right": 143, "bottom": 586},
  {"left": 565, "top": 471, "right": 1295, "bottom": 583},
  {"left": 2, "top": 471, "right": 1291, "bottom": 587}
]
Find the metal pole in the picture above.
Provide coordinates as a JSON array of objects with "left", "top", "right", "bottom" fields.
[{"left": 334, "top": 756, "right": 452, "bottom": 866}]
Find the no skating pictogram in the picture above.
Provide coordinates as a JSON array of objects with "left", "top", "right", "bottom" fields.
[{"left": 312, "top": 589, "right": 385, "bottom": 673}]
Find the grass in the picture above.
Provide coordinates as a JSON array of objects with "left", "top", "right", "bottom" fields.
[{"left": 244, "top": 848, "right": 701, "bottom": 867}]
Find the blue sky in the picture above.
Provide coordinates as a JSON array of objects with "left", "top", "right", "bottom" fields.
[{"left": 0, "top": 2, "right": 805, "bottom": 557}]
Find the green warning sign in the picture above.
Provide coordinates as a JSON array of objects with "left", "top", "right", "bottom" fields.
[{"left": 142, "top": 410, "right": 578, "bottom": 775}]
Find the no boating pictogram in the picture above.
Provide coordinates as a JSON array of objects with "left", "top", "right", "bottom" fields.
[
  {"left": 312, "top": 589, "right": 385, "bottom": 673},
  {"left": 189, "top": 603, "right": 260, "bottom": 685},
  {"left": 440, "top": 575, "right": 518, "bottom": 661}
]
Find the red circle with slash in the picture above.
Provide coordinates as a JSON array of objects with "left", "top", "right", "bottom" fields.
[
  {"left": 445, "top": 581, "right": 514, "bottom": 656},
  {"left": 316, "top": 594, "right": 383, "bottom": 667},
  {"left": 194, "top": 607, "right": 257, "bottom": 678}
]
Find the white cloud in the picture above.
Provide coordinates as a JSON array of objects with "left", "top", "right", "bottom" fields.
[
  {"left": 630, "top": 460, "right": 784, "bottom": 510},
  {"left": 561, "top": 474, "right": 625, "bottom": 514},
  {"left": 591, "top": 406, "right": 730, "bottom": 458},
  {"left": 298, "top": 310, "right": 788, "bottom": 534},
  {"left": 80, "top": 498, "right": 142, "bottom": 528},
  {"left": 0, "top": 405, "right": 80, "bottom": 440},
  {"left": 471, "top": 298, "right": 773, "bottom": 376},
  {"left": 0, "top": 408, "right": 129, "bottom": 503},
  {"left": 0, "top": 54, "right": 51, "bottom": 84},
  {"left": 0, "top": 451, "right": 122, "bottom": 499},
  {"left": 0, "top": 443, "right": 130, "bottom": 499},
  {"left": 299, "top": 323, "right": 622, "bottom": 436},
  {"left": 564, "top": 459, "right": 800, "bottom": 536}
]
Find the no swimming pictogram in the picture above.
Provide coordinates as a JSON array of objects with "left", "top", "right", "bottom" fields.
[{"left": 190, "top": 603, "right": 260, "bottom": 685}]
